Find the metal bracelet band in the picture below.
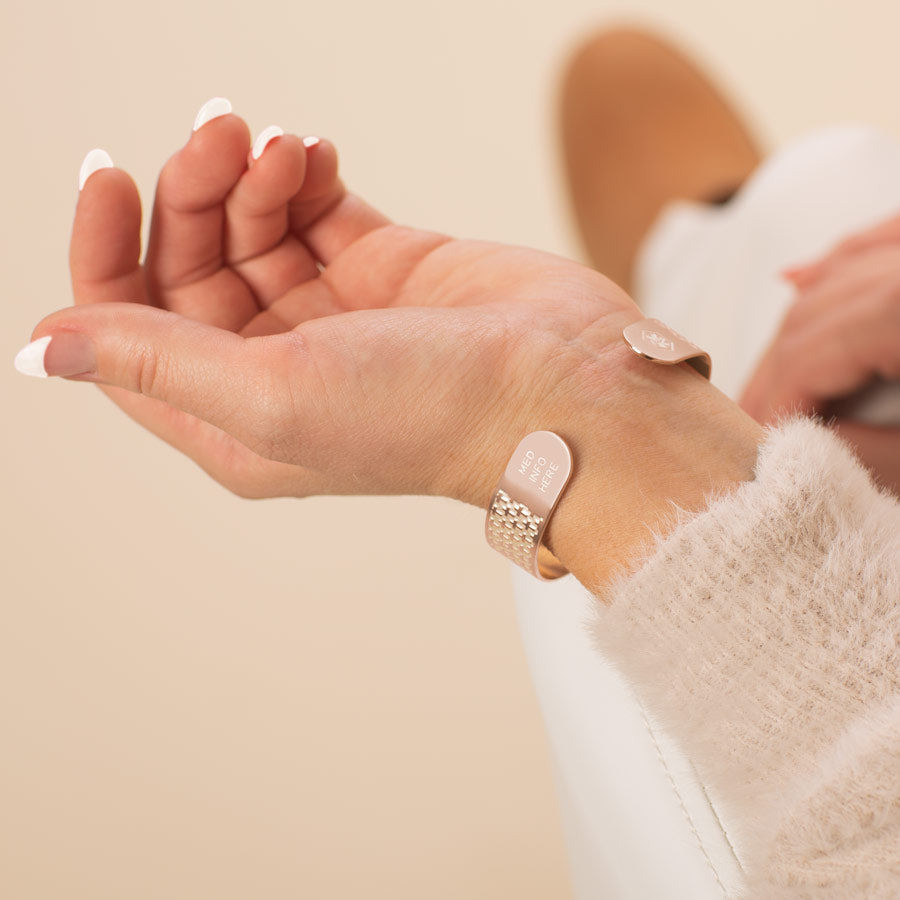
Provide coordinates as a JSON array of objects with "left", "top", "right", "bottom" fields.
[
  {"left": 485, "top": 430, "right": 574, "bottom": 581},
  {"left": 622, "top": 317, "right": 712, "bottom": 380},
  {"left": 484, "top": 319, "right": 711, "bottom": 580}
]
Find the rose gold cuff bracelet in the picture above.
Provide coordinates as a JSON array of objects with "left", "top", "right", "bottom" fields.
[{"left": 485, "top": 318, "right": 711, "bottom": 580}]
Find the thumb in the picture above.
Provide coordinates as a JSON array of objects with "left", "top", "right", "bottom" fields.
[{"left": 16, "top": 302, "right": 303, "bottom": 456}]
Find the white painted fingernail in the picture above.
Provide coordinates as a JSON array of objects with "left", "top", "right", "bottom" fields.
[
  {"left": 252, "top": 125, "right": 283, "bottom": 160},
  {"left": 302, "top": 135, "right": 320, "bottom": 148},
  {"left": 14, "top": 336, "right": 52, "bottom": 377},
  {"left": 78, "top": 149, "right": 114, "bottom": 191},
  {"left": 193, "top": 97, "right": 232, "bottom": 132}
]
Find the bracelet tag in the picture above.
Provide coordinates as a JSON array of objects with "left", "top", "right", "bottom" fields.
[
  {"left": 485, "top": 430, "right": 573, "bottom": 580},
  {"left": 623, "top": 318, "right": 711, "bottom": 380}
]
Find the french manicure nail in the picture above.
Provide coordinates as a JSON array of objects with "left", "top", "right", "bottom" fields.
[
  {"left": 302, "top": 135, "right": 320, "bottom": 149},
  {"left": 14, "top": 335, "right": 51, "bottom": 377},
  {"left": 252, "top": 125, "right": 283, "bottom": 160},
  {"left": 79, "top": 148, "right": 114, "bottom": 191},
  {"left": 14, "top": 333, "right": 97, "bottom": 379},
  {"left": 193, "top": 96, "right": 232, "bottom": 132}
]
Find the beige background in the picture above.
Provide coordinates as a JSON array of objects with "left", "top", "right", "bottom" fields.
[{"left": 3, "top": 0, "right": 900, "bottom": 897}]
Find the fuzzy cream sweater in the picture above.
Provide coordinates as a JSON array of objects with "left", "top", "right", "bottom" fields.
[{"left": 592, "top": 417, "right": 900, "bottom": 897}]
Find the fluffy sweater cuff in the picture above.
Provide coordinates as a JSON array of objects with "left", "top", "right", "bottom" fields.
[{"left": 589, "top": 416, "right": 900, "bottom": 857}]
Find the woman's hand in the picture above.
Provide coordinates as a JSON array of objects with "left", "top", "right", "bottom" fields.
[
  {"left": 18, "top": 101, "right": 766, "bottom": 591},
  {"left": 21, "top": 102, "right": 639, "bottom": 510},
  {"left": 740, "top": 227, "right": 900, "bottom": 493}
]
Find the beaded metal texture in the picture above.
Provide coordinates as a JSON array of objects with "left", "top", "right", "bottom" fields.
[
  {"left": 486, "top": 488, "right": 543, "bottom": 572},
  {"left": 484, "top": 431, "right": 573, "bottom": 580}
]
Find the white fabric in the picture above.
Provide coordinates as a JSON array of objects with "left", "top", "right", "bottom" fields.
[{"left": 512, "top": 123, "right": 900, "bottom": 899}]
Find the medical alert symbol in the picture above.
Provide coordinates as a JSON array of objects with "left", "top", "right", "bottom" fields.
[
  {"left": 623, "top": 317, "right": 712, "bottom": 380},
  {"left": 641, "top": 329, "right": 675, "bottom": 352}
]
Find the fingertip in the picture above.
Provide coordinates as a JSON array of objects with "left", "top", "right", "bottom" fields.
[
  {"left": 72, "top": 165, "right": 142, "bottom": 232},
  {"left": 164, "top": 112, "right": 252, "bottom": 210},
  {"left": 251, "top": 125, "right": 284, "bottom": 161},
  {"left": 193, "top": 96, "right": 233, "bottom": 132},
  {"left": 188, "top": 108, "right": 251, "bottom": 149},
  {"left": 305, "top": 135, "right": 336, "bottom": 164},
  {"left": 230, "top": 132, "right": 307, "bottom": 225},
  {"left": 75, "top": 163, "right": 139, "bottom": 206},
  {"left": 78, "top": 148, "right": 114, "bottom": 191},
  {"left": 293, "top": 136, "right": 340, "bottom": 201}
]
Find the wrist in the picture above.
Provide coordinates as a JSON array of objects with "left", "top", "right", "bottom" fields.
[{"left": 479, "top": 320, "right": 764, "bottom": 593}]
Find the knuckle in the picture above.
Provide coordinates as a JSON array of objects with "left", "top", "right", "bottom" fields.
[{"left": 132, "top": 344, "right": 166, "bottom": 399}]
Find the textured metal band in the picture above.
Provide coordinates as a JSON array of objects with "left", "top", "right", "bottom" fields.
[{"left": 485, "top": 431, "right": 574, "bottom": 581}]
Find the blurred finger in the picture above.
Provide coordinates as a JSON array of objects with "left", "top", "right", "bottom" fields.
[
  {"left": 741, "top": 290, "right": 900, "bottom": 422},
  {"left": 785, "top": 245, "right": 900, "bottom": 331},
  {"left": 782, "top": 211, "right": 900, "bottom": 289}
]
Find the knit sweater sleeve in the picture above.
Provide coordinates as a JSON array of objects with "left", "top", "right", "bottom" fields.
[{"left": 590, "top": 417, "right": 900, "bottom": 897}]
